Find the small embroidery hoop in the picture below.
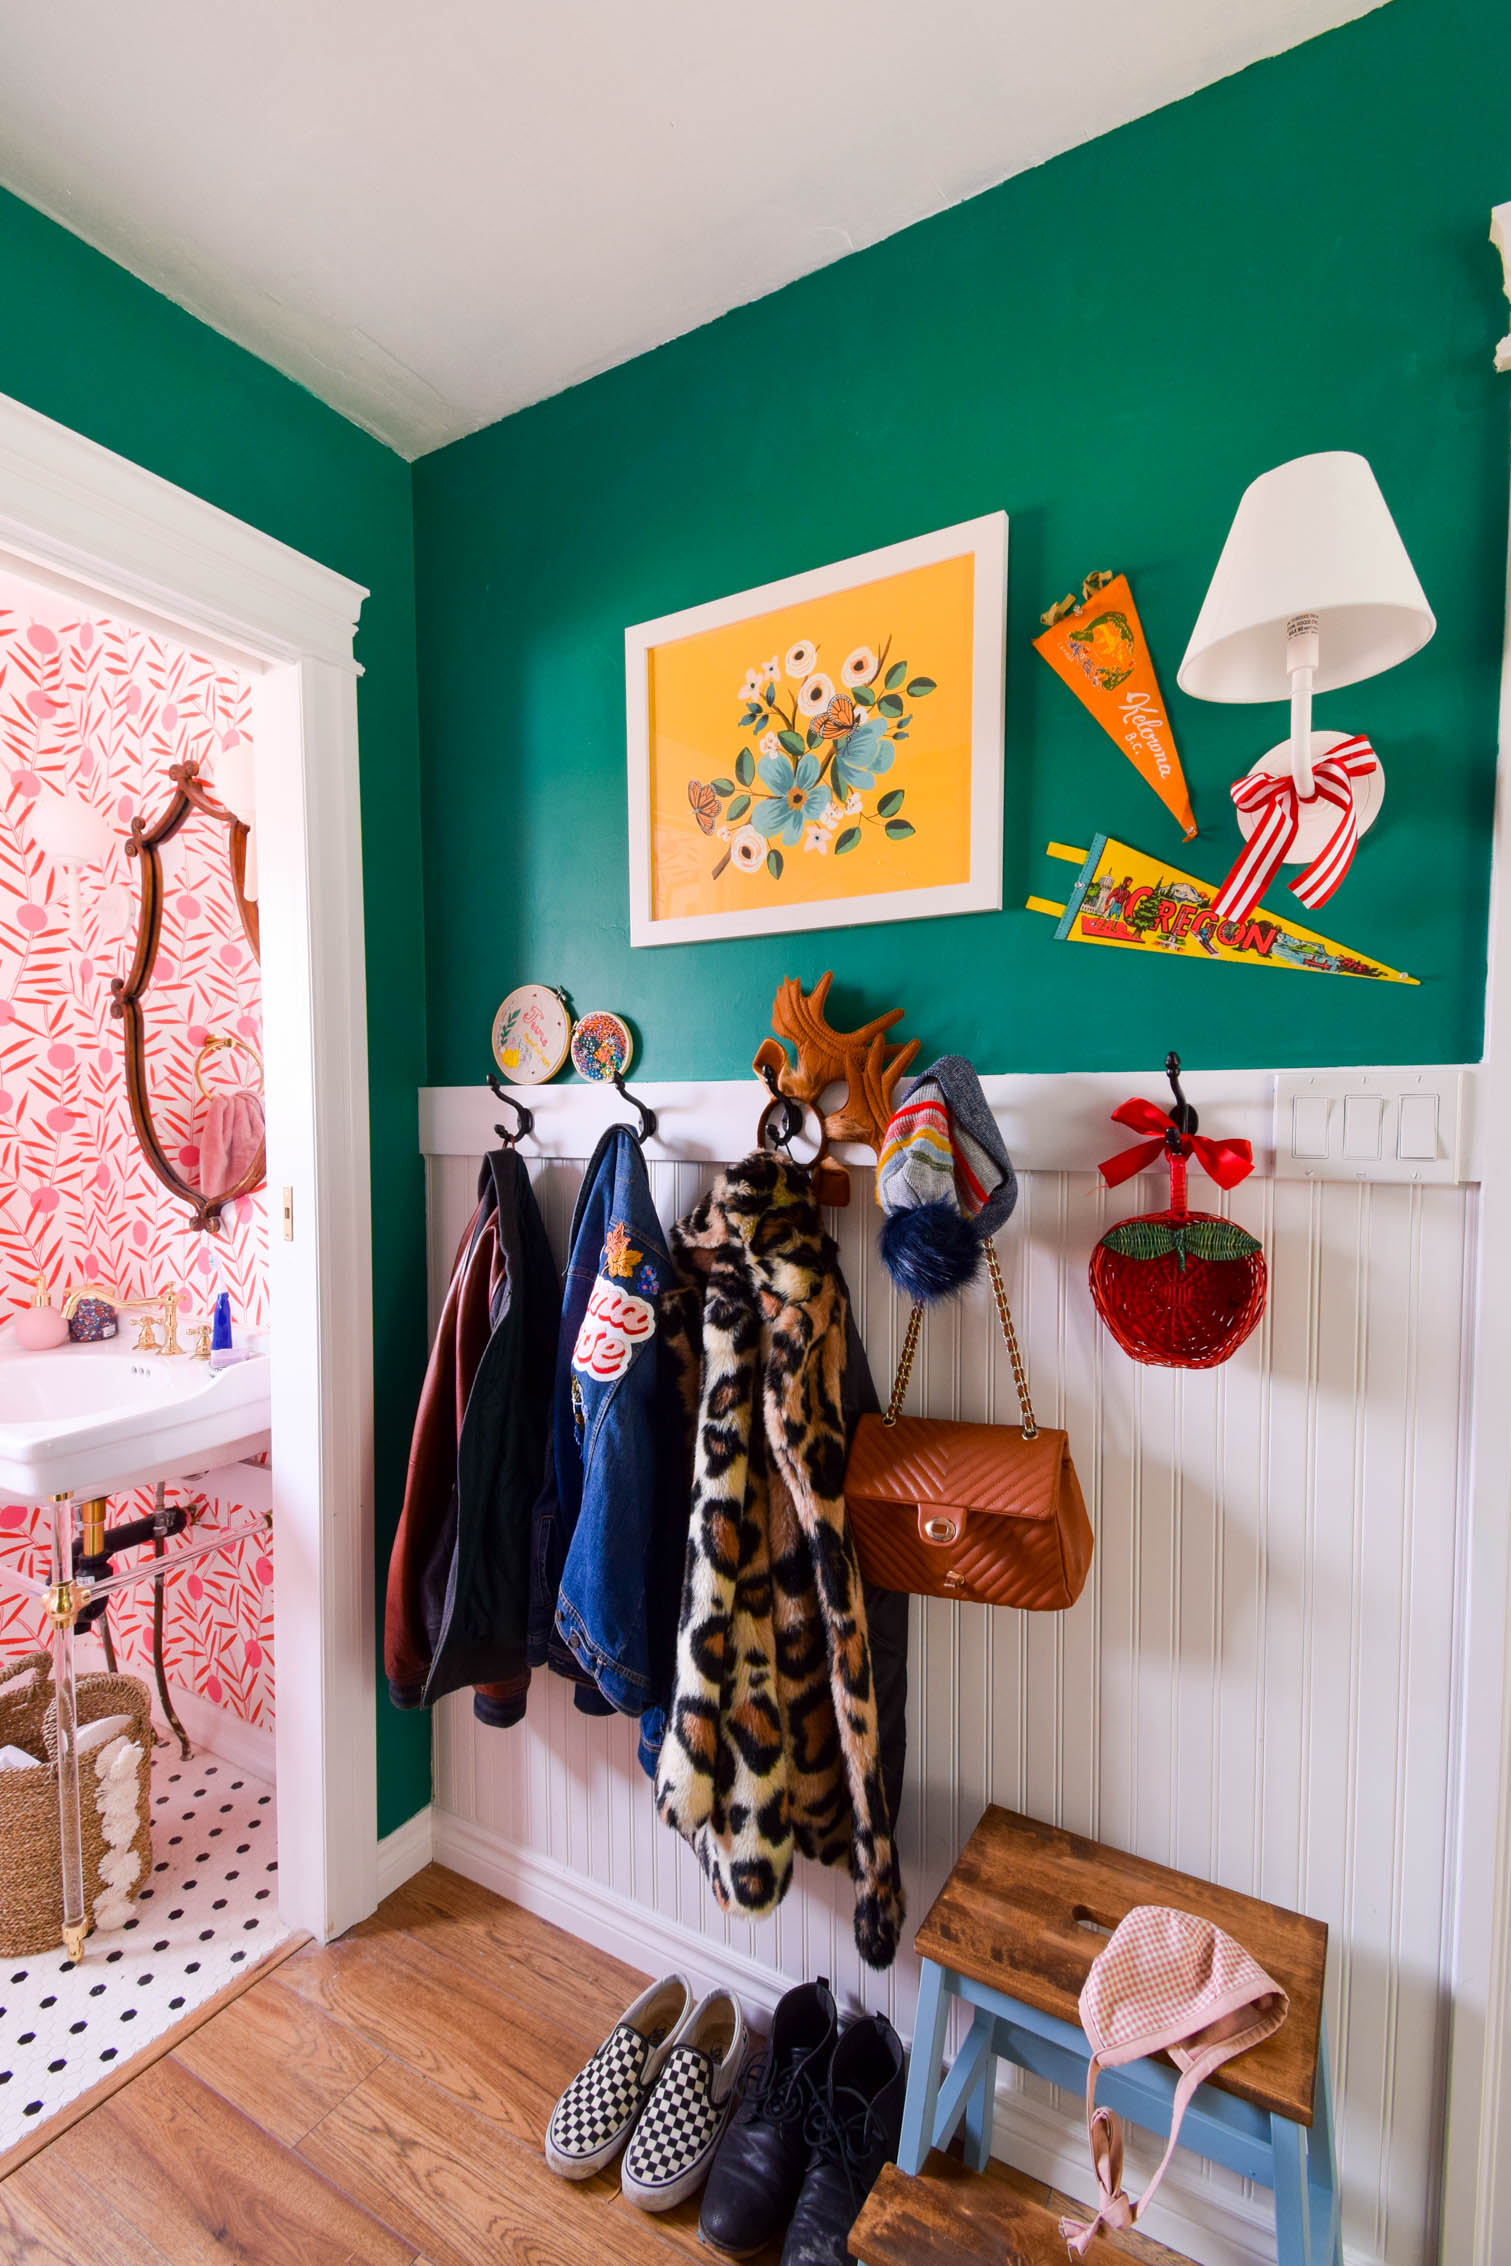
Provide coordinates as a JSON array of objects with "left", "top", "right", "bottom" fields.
[
  {"left": 492, "top": 983, "right": 572, "bottom": 1085},
  {"left": 570, "top": 1009, "right": 635, "bottom": 1083}
]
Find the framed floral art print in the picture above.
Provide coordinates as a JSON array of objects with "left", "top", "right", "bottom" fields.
[{"left": 625, "top": 512, "right": 1007, "bottom": 946}]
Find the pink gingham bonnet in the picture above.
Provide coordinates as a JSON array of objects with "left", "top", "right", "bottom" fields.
[{"left": 1060, "top": 1905, "right": 1289, "bottom": 2256}]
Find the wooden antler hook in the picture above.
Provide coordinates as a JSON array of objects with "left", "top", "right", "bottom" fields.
[{"left": 752, "top": 972, "right": 917, "bottom": 1205}]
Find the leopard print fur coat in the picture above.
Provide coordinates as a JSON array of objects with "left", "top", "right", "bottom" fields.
[{"left": 654, "top": 1152, "right": 905, "bottom": 1970}]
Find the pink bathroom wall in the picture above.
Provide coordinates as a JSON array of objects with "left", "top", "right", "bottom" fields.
[{"left": 0, "top": 570, "right": 273, "bottom": 1728}]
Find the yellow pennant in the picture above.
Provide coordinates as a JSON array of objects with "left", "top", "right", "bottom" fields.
[{"left": 1028, "top": 835, "right": 1417, "bottom": 984}]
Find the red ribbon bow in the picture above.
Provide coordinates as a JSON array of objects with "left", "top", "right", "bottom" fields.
[
  {"left": 1213, "top": 734, "right": 1378, "bottom": 926},
  {"left": 1098, "top": 1097, "right": 1254, "bottom": 1191}
]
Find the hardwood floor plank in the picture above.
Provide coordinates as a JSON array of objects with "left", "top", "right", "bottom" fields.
[
  {"left": 368, "top": 1865, "right": 642, "bottom": 2036},
  {"left": 48, "top": 2056, "right": 417, "bottom": 2266},
  {"left": 298, "top": 2055, "right": 668, "bottom": 2266},
  {"left": 171, "top": 1973, "right": 385, "bottom": 2145},
  {"left": 276, "top": 1926, "right": 597, "bottom": 2143},
  {"left": 0, "top": 2153, "right": 174, "bottom": 2266}
]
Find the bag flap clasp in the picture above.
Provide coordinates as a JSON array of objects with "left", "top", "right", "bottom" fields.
[{"left": 918, "top": 1505, "right": 969, "bottom": 1546}]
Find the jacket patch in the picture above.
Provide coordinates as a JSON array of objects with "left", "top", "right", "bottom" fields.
[{"left": 573, "top": 1275, "right": 656, "bottom": 1381}]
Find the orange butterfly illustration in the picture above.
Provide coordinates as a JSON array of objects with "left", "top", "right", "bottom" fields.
[
  {"left": 687, "top": 779, "right": 719, "bottom": 834},
  {"left": 819, "top": 694, "right": 857, "bottom": 740}
]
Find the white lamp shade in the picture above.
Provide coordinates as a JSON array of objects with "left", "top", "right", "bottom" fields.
[
  {"left": 30, "top": 788, "right": 113, "bottom": 866},
  {"left": 211, "top": 741, "right": 256, "bottom": 824},
  {"left": 1178, "top": 451, "right": 1435, "bottom": 702}
]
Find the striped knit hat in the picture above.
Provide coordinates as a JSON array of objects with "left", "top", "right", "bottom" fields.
[{"left": 876, "top": 1055, "right": 1017, "bottom": 1302}]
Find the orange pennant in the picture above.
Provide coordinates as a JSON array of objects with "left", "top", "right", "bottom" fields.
[{"left": 1034, "top": 572, "right": 1196, "bottom": 839}]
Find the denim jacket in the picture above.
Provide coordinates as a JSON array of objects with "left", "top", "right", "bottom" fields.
[{"left": 528, "top": 1127, "right": 687, "bottom": 1759}]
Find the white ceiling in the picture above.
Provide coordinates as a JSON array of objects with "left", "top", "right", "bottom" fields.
[{"left": 0, "top": 0, "right": 1384, "bottom": 459}]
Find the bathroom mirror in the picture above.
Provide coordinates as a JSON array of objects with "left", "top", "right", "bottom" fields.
[{"left": 109, "top": 758, "right": 264, "bottom": 1233}]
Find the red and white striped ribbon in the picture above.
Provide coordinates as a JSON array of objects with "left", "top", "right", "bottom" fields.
[{"left": 1212, "top": 735, "right": 1378, "bottom": 924}]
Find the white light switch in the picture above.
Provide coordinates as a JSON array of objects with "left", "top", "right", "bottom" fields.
[
  {"left": 1291, "top": 1096, "right": 1331, "bottom": 1158},
  {"left": 1343, "top": 1096, "right": 1383, "bottom": 1159},
  {"left": 1398, "top": 1093, "right": 1439, "bottom": 1161},
  {"left": 1275, "top": 1070, "right": 1464, "bottom": 1183}
]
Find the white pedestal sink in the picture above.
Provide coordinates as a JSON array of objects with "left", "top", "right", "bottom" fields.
[
  {"left": 0, "top": 1322, "right": 272, "bottom": 1962},
  {"left": 0, "top": 1328, "right": 271, "bottom": 1500}
]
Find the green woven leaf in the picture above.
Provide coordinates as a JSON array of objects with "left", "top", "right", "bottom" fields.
[
  {"left": 1178, "top": 1220, "right": 1263, "bottom": 1261},
  {"left": 1100, "top": 1222, "right": 1178, "bottom": 1259}
]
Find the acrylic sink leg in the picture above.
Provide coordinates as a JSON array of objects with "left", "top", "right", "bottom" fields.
[{"left": 48, "top": 1494, "right": 87, "bottom": 1963}]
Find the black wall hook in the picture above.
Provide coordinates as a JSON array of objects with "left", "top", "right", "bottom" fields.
[
  {"left": 758, "top": 1059, "right": 804, "bottom": 1154},
  {"left": 486, "top": 1070, "right": 534, "bottom": 1148},
  {"left": 1164, "top": 1050, "right": 1199, "bottom": 1147},
  {"left": 612, "top": 1074, "right": 657, "bottom": 1145}
]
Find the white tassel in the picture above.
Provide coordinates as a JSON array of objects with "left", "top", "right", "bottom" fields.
[{"left": 90, "top": 1732, "right": 143, "bottom": 1935}]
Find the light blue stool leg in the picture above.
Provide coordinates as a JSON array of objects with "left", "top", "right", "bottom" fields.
[
  {"left": 1307, "top": 2013, "right": 1343, "bottom": 2266},
  {"left": 899, "top": 1959, "right": 951, "bottom": 2176},
  {"left": 962, "top": 2017, "right": 998, "bottom": 2173},
  {"left": 1271, "top": 2113, "right": 1311, "bottom": 2266}
]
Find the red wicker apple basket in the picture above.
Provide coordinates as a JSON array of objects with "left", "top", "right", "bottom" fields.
[{"left": 1088, "top": 1059, "right": 1267, "bottom": 1371}]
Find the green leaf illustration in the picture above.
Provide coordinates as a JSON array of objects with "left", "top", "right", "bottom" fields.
[
  {"left": 764, "top": 681, "right": 777, "bottom": 704},
  {"left": 834, "top": 827, "right": 862, "bottom": 855},
  {"left": 767, "top": 848, "right": 784, "bottom": 880},
  {"left": 906, "top": 676, "right": 936, "bottom": 698},
  {"left": 884, "top": 660, "right": 907, "bottom": 691},
  {"left": 884, "top": 819, "right": 915, "bottom": 841},
  {"left": 877, "top": 693, "right": 904, "bottom": 718},
  {"left": 893, "top": 731, "right": 909, "bottom": 742},
  {"left": 877, "top": 789, "right": 905, "bottom": 818},
  {"left": 742, "top": 705, "right": 762, "bottom": 726},
  {"left": 709, "top": 777, "right": 734, "bottom": 796},
  {"left": 735, "top": 747, "right": 755, "bottom": 786},
  {"left": 807, "top": 724, "right": 823, "bottom": 748},
  {"left": 778, "top": 729, "right": 806, "bottom": 758},
  {"left": 852, "top": 683, "right": 877, "bottom": 707},
  {"left": 727, "top": 795, "right": 751, "bottom": 821}
]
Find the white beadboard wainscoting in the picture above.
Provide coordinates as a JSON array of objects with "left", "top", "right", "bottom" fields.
[{"left": 420, "top": 1094, "right": 1478, "bottom": 2266}]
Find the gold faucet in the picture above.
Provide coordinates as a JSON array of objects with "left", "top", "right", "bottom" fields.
[{"left": 60, "top": 1283, "right": 186, "bottom": 1355}]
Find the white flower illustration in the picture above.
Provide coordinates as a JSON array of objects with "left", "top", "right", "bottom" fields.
[
  {"left": 730, "top": 825, "right": 766, "bottom": 873},
  {"left": 716, "top": 823, "right": 731, "bottom": 841},
  {"left": 845, "top": 790, "right": 863, "bottom": 815},
  {"left": 759, "top": 730, "right": 784, "bottom": 759},
  {"left": 785, "top": 640, "right": 817, "bottom": 679},
  {"left": 738, "top": 667, "right": 764, "bottom": 703},
  {"left": 841, "top": 645, "right": 880, "bottom": 687},
  {"left": 760, "top": 656, "right": 779, "bottom": 683},
  {"left": 797, "top": 672, "right": 836, "bottom": 718},
  {"left": 803, "top": 824, "right": 831, "bottom": 855}
]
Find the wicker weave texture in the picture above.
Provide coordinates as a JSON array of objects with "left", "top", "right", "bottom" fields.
[{"left": 0, "top": 1652, "right": 154, "bottom": 1956}]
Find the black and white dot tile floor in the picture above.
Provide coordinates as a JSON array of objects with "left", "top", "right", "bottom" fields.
[{"left": 0, "top": 1743, "right": 291, "bottom": 2153}]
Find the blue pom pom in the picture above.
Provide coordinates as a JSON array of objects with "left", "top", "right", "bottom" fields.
[{"left": 879, "top": 1203, "right": 982, "bottom": 1303}]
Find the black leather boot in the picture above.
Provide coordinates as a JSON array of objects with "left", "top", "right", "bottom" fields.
[
  {"left": 780, "top": 2013, "right": 906, "bottom": 2266},
  {"left": 698, "top": 1977, "right": 838, "bottom": 2258}
]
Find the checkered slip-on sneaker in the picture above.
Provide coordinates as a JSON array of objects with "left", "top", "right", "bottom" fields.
[
  {"left": 621, "top": 1987, "right": 750, "bottom": 2213},
  {"left": 545, "top": 1974, "right": 694, "bottom": 2180}
]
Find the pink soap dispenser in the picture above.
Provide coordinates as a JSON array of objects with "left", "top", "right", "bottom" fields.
[{"left": 13, "top": 1276, "right": 69, "bottom": 1350}]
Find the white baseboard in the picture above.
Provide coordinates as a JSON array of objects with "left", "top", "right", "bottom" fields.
[
  {"left": 157, "top": 1681, "right": 275, "bottom": 1782},
  {"left": 377, "top": 1803, "right": 435, "bottom": 1902},
  {"left": 431, "top": 1807, "right": 1382, "bottom": 2266}
]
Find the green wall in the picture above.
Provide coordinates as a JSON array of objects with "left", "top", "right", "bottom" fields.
[
  {"left": 0, "top": 184, "right": 432, "bottom": 1834},
  {"left": 414, "top": 0, "right": 1510, "bottom": 1085}
]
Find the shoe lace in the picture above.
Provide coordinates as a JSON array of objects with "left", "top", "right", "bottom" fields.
[
  {"left": 801, "top": 2089, "right": 886, "bottom": 2215},
  {"left": 743, "top": 2041, "right": 815, "bottom": 2129}
]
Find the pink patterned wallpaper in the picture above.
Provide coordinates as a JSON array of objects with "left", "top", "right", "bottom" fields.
[{"left": 0, "top": 570, "right": 273, "bottom": 1729}]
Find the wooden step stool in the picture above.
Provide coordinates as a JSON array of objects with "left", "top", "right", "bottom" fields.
[
  {"left": 890, "top": 1806, "right": 1339, "bottom": 2266},
  {"left": 854, "top": 2151, "right": 1198, "bottom": 2265}
]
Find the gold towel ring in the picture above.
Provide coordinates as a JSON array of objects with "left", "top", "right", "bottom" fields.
[{"left": 192, "top": 1031, "right": 264, "bottom": 1097}]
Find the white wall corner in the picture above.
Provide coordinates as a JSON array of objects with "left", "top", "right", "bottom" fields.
[
  {"left": 376, "top": 1804, "right": 435, "bottom": 1903},
  {"left": 1492, "top": 202, "right": 1511, "bottom": 374}
]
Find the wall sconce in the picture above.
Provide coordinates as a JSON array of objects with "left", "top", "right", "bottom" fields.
[
  {"left": 211, "top": 738, "right": 258, "bottom": 901},
  {"left": 29, "top": 787, "right": 113, "bottom": 942},
  {"left": 1178, "top": 451, "right": 1434, "bottom": 923}
]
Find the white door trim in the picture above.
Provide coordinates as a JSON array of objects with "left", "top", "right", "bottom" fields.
[
  {"left": 1438, "top": 200, "right": 1511, "bottom": 2264},
  {"left": 0, "top": 385, "right": 378, "bottom": 1945}
]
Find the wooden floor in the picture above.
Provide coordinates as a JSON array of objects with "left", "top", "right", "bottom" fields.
[{"left": 0, "top": 1864, "right": 1185, "bottom": 2265}]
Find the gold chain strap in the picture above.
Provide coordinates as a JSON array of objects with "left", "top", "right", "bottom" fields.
[{"left": 882, "top": 1238, "right": 1038, "bottom": 1437}]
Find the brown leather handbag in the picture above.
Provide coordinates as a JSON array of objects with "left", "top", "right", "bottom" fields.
[{"left": 846, "top": 1243, "right": 1092, "bottom": 1610}]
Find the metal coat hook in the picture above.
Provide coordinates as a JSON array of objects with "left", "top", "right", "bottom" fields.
[
  {"left": 486, "top": 1070, "right": 534, "bottom": 1149},
  {"left": 758, "top": 1059, "right": 804, "bottom": 1156},
  {"left": 612, "top": 1074, "right": 657, "bottom": 1146},
  {"left": 1164, "top": 1050, "right": 1198, "bottom": 1149}
]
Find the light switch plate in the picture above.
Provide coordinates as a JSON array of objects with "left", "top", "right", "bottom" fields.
[{"left": 1274, "top": 1070, "right": 1465, "bottom": 1183}]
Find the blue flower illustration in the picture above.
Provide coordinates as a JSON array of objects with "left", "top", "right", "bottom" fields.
[
  {"left": 756, "top": 749, "right": 832, "bottom": 845},
  {"left": 829, "top": 715, "right": 895, "bottom": 796}
]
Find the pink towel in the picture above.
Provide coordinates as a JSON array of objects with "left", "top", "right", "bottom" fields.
[{"left": 199, "top": 1087, "right": 265, "bottom": 1194}]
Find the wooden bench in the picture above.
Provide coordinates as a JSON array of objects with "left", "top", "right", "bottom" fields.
[
  {"left": 894, "top": 1805, "right": 1339, "bottom": 2266},
  {"left": 853, "top": 2152, "right": 1197, "bottom": 2265}
]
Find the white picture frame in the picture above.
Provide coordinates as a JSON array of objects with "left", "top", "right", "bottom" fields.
[{"left": 625, "top": 511, "right": 1007, "bottom": 947}]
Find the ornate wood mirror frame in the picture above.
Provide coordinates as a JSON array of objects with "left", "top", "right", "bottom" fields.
[{"left": 109, "top": 757, "right": 263, "bottom": 1234}]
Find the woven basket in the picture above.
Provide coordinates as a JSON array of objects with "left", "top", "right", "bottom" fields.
[{"left": 0, "top": 1651, "right": 154, "bottom": 1956}]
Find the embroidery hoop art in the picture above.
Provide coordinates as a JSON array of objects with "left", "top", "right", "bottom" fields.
[
  {"left": 491, "top": 984, "right": 572, "bottom": 1085},
  {"left": 570, "top": 1010, "right": 634, "bottom": 1083}
]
